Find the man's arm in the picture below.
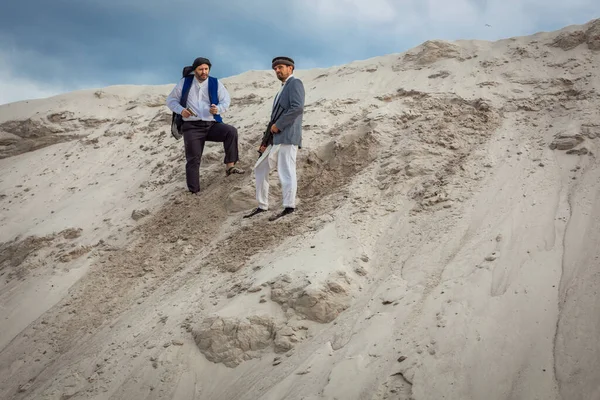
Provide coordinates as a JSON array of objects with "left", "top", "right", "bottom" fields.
[
  {"left": 216, "top": 81, "right": 231, "bottom": 114},
  {"left": 166, "top": 79, "right": 185, "bottom": 114},
  {"left": 274, "top": 79, "right": 305, "bottom": 132}
]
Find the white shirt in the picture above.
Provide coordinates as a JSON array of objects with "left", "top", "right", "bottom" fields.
[
  {"left": 273, "top": 74, "right": 294, "bottom": 110},
  {"left": 166, "top": 76, "right": 231, "bottom": 122}
]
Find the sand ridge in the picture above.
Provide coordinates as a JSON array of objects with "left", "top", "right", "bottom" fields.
[{"left": 1, "top": 18, "right": 600, "bottom": 400}]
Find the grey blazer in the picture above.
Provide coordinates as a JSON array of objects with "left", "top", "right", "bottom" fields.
[{"left": 272, "top": 76, "right": 305, "bottom": 147}]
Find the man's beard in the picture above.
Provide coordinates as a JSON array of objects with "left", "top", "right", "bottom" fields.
[{"left": 195, "top": 72, "right": 208, "bottom": 82}]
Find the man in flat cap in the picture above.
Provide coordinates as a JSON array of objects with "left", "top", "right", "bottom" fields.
[
  {"left": 244, "top": 56, "right": 305, "bottom": 221},
  {"left": 166, "top": 57, "right": 244, "bottom": 195}
]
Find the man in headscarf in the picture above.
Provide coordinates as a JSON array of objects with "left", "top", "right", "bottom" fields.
[
  {"left": 244, "top": 56, "right": 305, "bottom": 221},
  {"left": 167, "top": 57, "right": 244, "bottom": 195}
]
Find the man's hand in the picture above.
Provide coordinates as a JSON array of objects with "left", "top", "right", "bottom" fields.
[
  {"left": 270, "top": 124, "right": 280, "bottom": 134},
  {"left": 210, "top": 104, "right": 219, "bottom": 115},
  {"left": 259, "top": 144, "right": 267, "bottom": 154},
  {"left": 181, "top": 109, "right": 192, "bottom": 118}
]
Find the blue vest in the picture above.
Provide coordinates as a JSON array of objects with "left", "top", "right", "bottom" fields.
[{"left": 180, "top": 75, "right": 223, "bottom": 123}]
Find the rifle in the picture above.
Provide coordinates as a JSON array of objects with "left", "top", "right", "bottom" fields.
[{"left": 258, "top": 105, "right": 285, "bottom": 157}]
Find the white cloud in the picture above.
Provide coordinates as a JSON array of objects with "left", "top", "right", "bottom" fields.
[
  {"left": 0, "top": 40, "right": 83, "bottom": 105},
  {"left": 2, "top": 0, "right": 598, "bottom": 104},
  {"left": 210, "top": 42, "right": 270, "bottom": 75},
  {"left": 278, "top": 0, "right": 599, "bottom": 63},
  {"left": 290, "top": 0, "right": 598, "bottom": 40},
  {"left": 0, "top": 52, "right": 70, "bottom": 105},
  {"left": 0, "top": 44, "right": 155, "bottom": 105},
  {"left": 296, "top": 0, "right": 398, "bottom": 24},
  {"left": 0, "top": 77, "right": 66, "bottom": 105}
]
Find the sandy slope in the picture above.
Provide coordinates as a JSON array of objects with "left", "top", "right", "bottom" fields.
[{"left": 1, "top": 18, "right": 600, "bottom": 400}]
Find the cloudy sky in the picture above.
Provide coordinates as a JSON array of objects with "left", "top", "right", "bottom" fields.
[{"left": 0, "top": 0, "right": 598, "bottom": 104}]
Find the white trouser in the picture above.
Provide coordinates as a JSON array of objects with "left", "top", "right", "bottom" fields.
[{"left": 254, "top": 144, "right": 298, "bottom": 210}]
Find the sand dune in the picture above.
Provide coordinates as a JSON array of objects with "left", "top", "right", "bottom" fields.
[{"left": 1, "top": 18, "right": 599, "bottom": 400}]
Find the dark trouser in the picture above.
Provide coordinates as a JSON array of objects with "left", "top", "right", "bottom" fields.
[{"left": 182, "top": 121, "right": 239, "bottom": 193}]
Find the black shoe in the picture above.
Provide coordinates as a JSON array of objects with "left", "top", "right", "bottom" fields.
[
  {"left": 243, "top": 207, "right": 267, "bottom": 218},
  {"left": 269, "top": 207, "right": 295, "bottom": 221}
]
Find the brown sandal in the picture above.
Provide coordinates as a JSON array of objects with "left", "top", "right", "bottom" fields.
[{"left": 226, "top": 166, "right": 245, "bottom": 176}]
